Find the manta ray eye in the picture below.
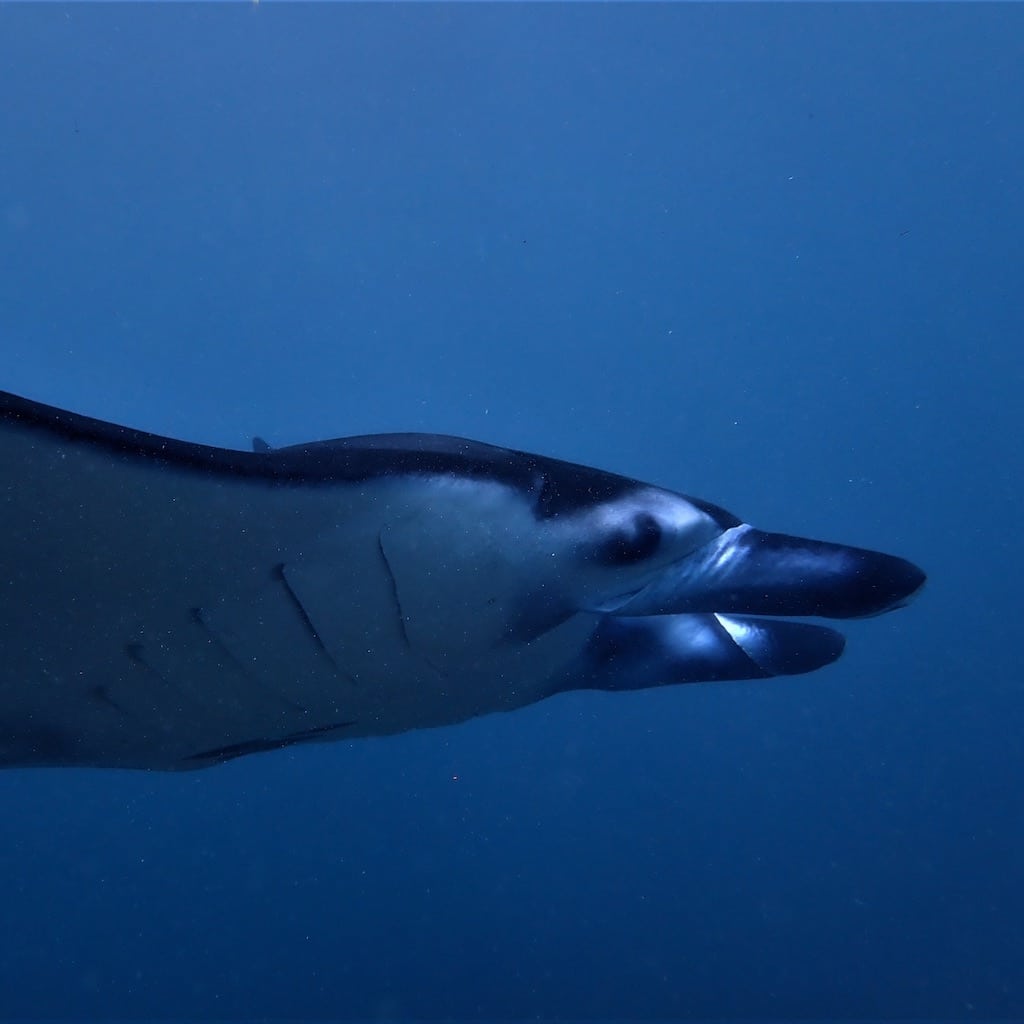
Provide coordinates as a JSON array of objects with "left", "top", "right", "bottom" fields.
[{"left": 597, "top": 511, "right": 662, "bottom": 565}]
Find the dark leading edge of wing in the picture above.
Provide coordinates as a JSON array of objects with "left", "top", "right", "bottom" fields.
[{"left": 0, "top": 389, "right": 698, "bottom": 520}]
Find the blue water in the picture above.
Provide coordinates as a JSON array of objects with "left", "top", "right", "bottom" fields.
[{"left": 1, "top": 3, "right": 1021, "bottom": 1019}]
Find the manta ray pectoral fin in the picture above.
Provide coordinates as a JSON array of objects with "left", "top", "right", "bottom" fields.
[
  {"left": 614, "top": 525, "right": 926, "bottom": 619},
  {"left": 0, "top": 387, "right": 926, "bottom": 771},
  {"left": 553, "top": 613, "right": 846, "bottom": 694}
]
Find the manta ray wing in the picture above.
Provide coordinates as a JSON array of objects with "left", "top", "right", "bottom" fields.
[{"left": 0, "top": 390, "right": 925, "bottom": 770}]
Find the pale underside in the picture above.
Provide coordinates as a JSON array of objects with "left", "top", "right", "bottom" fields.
[{"left": 0, "top": 419, "right": 591, "bottom": 769}]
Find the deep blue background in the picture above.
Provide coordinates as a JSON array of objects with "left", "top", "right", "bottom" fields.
[{"left": 1, "top": 3, "right": 1021, "bottom": 1019}]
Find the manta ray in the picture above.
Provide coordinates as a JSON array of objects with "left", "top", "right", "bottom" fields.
[{"left": 0, "top": 389, "right": 924, "bottom": 770}]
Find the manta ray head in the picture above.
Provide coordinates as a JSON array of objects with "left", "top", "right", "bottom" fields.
[
  {"left": 543, "top": 483, "right": 739, "bottom": 616},
  {"left": 525, "top": 464, "right": 924, "bottom": 631}
]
